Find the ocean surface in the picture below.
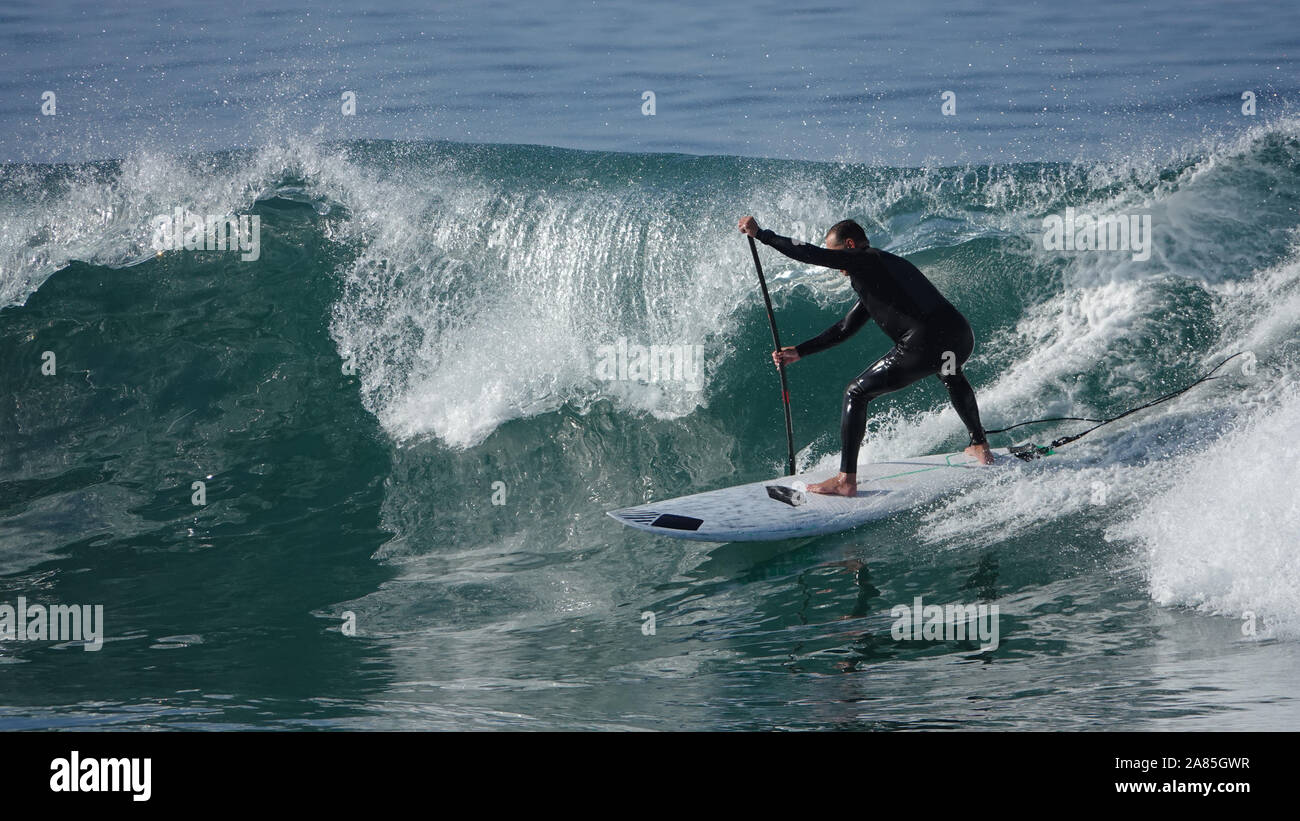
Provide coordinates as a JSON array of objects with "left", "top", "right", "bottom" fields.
[{"left": 1, "top": 0, "right": 1298, "bottom": 730}]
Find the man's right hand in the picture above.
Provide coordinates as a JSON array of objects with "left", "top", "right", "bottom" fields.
[
  {"left": 772, "top": 346, "right": 800, "bottom": 368},
  {"left": 738, "top": 216, "right": 760, "bottom": 237}
]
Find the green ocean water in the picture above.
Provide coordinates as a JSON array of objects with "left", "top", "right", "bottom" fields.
[{"left": 1, "top": 130, "right": 1299, "bottom": 729}]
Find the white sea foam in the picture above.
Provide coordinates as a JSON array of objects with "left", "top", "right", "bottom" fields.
[
  {"left": 1112, "top": 387, "right": 1300, "bottom": 638},
  {"left": 0, "top": 146, "right": 304, "bottom": 307},
  {"left": 327, "top": 158, "right": 757, "bottom": 448}
]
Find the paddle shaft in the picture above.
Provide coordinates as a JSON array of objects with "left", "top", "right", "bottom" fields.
[{"left": 747, "top": 236, "right": 797, "bottom": 475}]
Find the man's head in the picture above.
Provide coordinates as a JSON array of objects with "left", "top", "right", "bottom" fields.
[
  {"left": 825, "top": 219, "right": 869, "bottom": 250},
  {"left": 825, "top": 220, "right": 868, "bottom": 274}
]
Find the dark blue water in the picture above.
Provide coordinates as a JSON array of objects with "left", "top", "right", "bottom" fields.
[{"left": 3, "top": 0, "right": 1296, "bottom": 164}]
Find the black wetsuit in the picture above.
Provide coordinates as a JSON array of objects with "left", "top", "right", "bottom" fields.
[{"left": 756, "top": 228, "right": 988, "bottom": 474}]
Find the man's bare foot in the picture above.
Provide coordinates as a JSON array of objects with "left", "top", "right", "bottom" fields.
[
  {"left": 808, "top": 473, "right": 857, "bottom": 497},
  {"left": 965, "top": 443, "right": 994, "bottom": 465}
]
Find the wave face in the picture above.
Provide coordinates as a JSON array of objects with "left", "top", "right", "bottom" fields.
[{"left": 2, "top": 123, "right": 1300, "bottom": 729}]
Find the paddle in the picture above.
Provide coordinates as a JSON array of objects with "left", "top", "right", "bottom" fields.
[{"left": 747, "top": 235, "right": 797, "bottom": 476}]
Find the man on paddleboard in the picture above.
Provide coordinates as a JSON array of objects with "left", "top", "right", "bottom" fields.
[{"left": 738, "top": 216, "right": 994, "bottom": 497}]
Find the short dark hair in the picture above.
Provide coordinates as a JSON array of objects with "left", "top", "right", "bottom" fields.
[{"left": 826, "top": 219, "right": 869, "bottom": 247}]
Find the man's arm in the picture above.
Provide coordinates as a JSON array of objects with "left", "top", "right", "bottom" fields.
[
  {"left": 795, "top": 300, "right": 871, "bottom": 357},
  {"left": 756, "top": 228, "right": 866, "bottom": 270}
]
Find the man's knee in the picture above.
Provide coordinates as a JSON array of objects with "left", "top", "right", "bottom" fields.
[
  {"left": 935, "top": 347, "right": 970, "bottom": 380},
  {"left": 845, "top": 377, "right": 876, "bottom": 403}
]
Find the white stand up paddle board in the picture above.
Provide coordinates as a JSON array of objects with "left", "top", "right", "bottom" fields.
[{"left": 608, "top": 447, "right": 1043, "bottom": 542}]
